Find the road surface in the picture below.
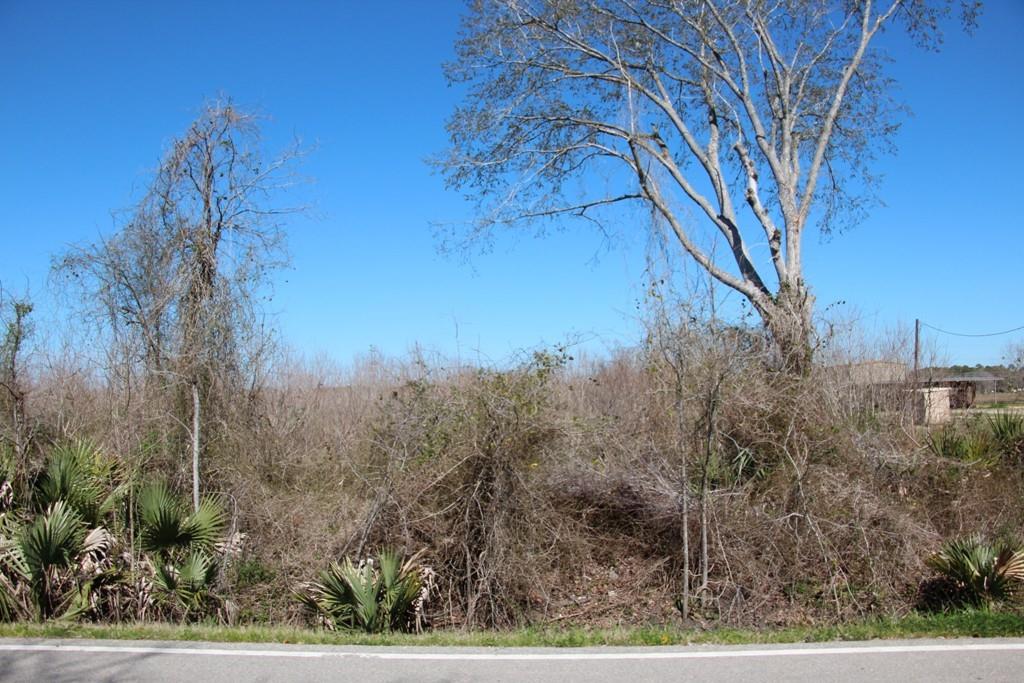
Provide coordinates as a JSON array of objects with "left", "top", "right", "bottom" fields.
[{"left": 0, "top": 637, "right": 1021, "bottom": 682}]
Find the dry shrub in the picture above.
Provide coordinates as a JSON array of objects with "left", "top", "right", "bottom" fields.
[
  {"left": 208, "top": 353, "right": 391, "bottom": 624},
  {"left": 8, "top": 322, "right": 1023, "bottom": 629},
  {"left": 352, "top": 351, "right": 577, "bottom": 628},
  {"left": 237, "top": 336, "right": 1022, "bottom": 628}
]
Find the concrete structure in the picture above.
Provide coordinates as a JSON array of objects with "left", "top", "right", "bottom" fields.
[{"left": 913, "top": 387, "right": 952, "bottom": 425}]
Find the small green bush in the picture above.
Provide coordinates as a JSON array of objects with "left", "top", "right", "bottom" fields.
[{"left": 234, "top": 557, "right": 275, "bottom": 588}]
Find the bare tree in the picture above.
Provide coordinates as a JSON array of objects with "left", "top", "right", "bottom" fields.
[
  {"left": 0, "top": 288, "right": 35, "bottom": 475},
  {"left": 56, "top": 99, "right": 305, "bottom": 507},
  {"left": 644, "top": 265, "right": 758, "bottom": 620},
  {"left": 1006, "top": 341, "right": 1023, "bottom": 370},
  {"left": 439, "top": 0, "right": 978, "bottom": 370}
]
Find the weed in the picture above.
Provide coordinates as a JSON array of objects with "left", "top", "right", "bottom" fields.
[{"left": 234, "top": 558, "right": 275, "bottom": 588}]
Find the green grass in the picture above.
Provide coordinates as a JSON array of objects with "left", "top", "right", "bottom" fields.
[{"left": 0, "top": 611, "right": 1021, "bottom": 647}]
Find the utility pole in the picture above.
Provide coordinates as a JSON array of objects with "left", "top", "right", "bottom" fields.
[{"left": 913, "top": 318, "right": 920, "bottom": 385}]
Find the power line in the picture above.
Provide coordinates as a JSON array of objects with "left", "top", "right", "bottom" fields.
[{"left": 919, "top": 322, "right": 1024, "bottom": 338}]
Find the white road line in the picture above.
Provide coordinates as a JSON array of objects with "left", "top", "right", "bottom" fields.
[
  {"left": 0, "top": 642, "right": 1022, "bottom": 661},
  {"left": 0, "top": 644, "right": 326, "bottom": 659}
]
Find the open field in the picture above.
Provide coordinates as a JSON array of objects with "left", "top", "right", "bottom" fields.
[{"left": 974, "top": 392, "right": 1024, "bottom": 413}]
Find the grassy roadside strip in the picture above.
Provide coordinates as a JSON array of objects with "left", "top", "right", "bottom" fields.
[{"left": 0, "top": 611, "right": 1022, "bottom": 647}]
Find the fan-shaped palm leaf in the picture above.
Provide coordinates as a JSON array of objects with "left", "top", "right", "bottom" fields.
[
  {"left": 151, "top": 550, "right": 218, "bottom": 617},
  {"left": 994, "top": 539, "right": 1024, "bottom": 584},
  {"left": 377, "top": 549, "right": 422, "bottom": 631},
  {"left": 35, "top": 441, "right": 122, "bottom": 527},
  {"left": 177, "top": 551, "right": 216, "bottom": 591},
  {"left": 0, "top": 515, "right": 28, "bottom": 622},
  {"left": 20, "top": 501, "right": 85, "bottom": 580},
  {"left": 19, "top": 501, "right": 87, "bottom": 619},
  {"left": 138, "top": 481, "right": 187, "bottom": 553},
  {"left": 342, "top": 559, "right": 380, "bottom": 631},
  {"left": 138, "top": 481, "right": 226, "bottom": 556},
  {"left": 295, "top": 562, "right": 354, "bottom": 628},
  {"left": 0, "top": 514, "right": 28, "bottom": 579},
  {"left": 81, "top": 526, "right": 113, "bottom": 558},
  {"left": 180, "top": 497, "right": 227, "bottom": 553},
  {"left": 152, "top": 560, "right": 178, "bottom": 595}
]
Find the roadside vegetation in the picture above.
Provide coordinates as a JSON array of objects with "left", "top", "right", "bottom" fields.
[
  {"left": 3, "top": 273, "right": 1024, "bottom": 635},
  {"left": 1, "top": 0, "right": 1022, "bottom": 640}
]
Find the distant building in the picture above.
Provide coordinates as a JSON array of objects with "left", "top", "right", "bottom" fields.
[{"left": 925, "top": 370, "right": 1002, "bottom": 408}]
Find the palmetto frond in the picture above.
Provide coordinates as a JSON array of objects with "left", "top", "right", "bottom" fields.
[
  {"left": 176, "top": 551, "right": 217, "bottom": 592},
  {"left": 138, "top": 481, "right": 185, "bottom": 553},
  {"left": 151, "top": 549, "right": 219, "bottom": 617},
  {"left": 138, "top": 481, "right": 226, "bottom": 556},
  {"left": 35, "top": 441, "right": 123, "bottom": 527},
  {"left": 181, "top": 498, "right": 228, "bottom": 553},
  {"left": 994, "top": 539, "right": 1024, "bottom": 584},
  {"left": 379, "top": 548, "right": 424, "bottom": 628},
  {"left": 0, "top": 513, "right": 29, "bottom": 581},
  {"left": 80, "top": 526, "right": 114, "bottom": 562},
  {"left": 988, "top": 412, "right": 1024, "bottom": 457},
  {"left": 0, "top": 514, "right": 29, "bottom": 622},
  {"left": 20, "top": 501, "right": 85, "bottom": 581}
]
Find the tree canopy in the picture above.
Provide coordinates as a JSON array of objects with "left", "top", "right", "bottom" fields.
[{"left": 439, "top": 0, "right": 979, "bottom": 368}]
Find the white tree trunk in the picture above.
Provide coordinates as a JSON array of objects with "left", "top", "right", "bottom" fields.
[
  {"left": 677, "top": 393, "right": 690, "bottom": 620},
  {"left": 191, "top": 381, "right": 200, "bottom": 512}
]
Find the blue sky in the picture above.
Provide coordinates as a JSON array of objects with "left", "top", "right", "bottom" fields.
[{"left": 1, "top": 0, "right": 1021, "bottom": 366}]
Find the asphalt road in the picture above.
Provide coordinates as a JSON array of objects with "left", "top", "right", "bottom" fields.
[{"left": 1, "top": 637, "right": 1022, "bottom": 682}]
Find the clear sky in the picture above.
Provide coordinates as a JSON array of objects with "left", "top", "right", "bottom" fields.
[{"left": 1, "top": 0, "right": 1022, "bottom": 366}]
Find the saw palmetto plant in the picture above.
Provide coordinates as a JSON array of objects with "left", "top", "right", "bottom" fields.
[
  {"left": 4, "top": 441, "right": 125, "bottom": 621},
  {"left": 136, "top": 480, "right": 228, "bottom": 618},
  {"left": 297, "top": 548, "right": 428, "bottom": 633},
  {"left": 9, "top": 500, "right": 114, "bottom": 620},
  {"left": 0, "top": 442, "right": 231, "bottom": 624},
  {"left": 924, "top": 535, "right": 1024, "bottom": 610}
]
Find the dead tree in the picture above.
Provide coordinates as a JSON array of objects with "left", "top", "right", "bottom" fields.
[
  {"left": 0, "top": 291, "right": 34, "bottom": 479},
  {"left": 56, "top": 99, "right": 305, "bottom": 507}
]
